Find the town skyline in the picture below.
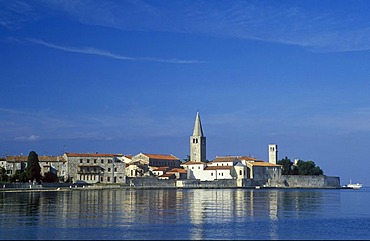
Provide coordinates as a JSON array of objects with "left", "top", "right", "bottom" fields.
[{"left": 1, "top": 0, "right": 370, "bottom": 186}]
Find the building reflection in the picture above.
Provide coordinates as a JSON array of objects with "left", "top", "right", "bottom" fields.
[{"left": 0, "top": 188, "right": 340, "bottom": 240}]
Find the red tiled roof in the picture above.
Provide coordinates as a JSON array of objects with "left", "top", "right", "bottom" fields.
[
  {"left": 143, "top": 153, "right": 179, "bottom": 160},
  {"left": 248, "top": 161, "right": 282, "bottom": 167},
  {"left": 204, "top": 166, "right": 233, "bottom": 170},
  {"left": 6, "top": 155, "right": 65, "bottom": 162},
  {"left": 159, "top": 173, "right": 176, "bottom": 178},
  {"left": 211, "top": 155, "right": 257, "bottom": 162},
  {"left": 239, "top": 156, "right": 258, "bottom": 161},
  {"left": 167, "top": 168, "right": 187, "bottom": 174},
  {"left": 182, "top": 161, "right": 206, "bottom": 165},
  {"left": 153, "top": 166, "right": 170, "bottom": 171},
  {"left": 212, "top": 156, "right": 239, "bottom": 162},
  {"left": 65, "top": 153, "right": 122, "bottom": 158}
]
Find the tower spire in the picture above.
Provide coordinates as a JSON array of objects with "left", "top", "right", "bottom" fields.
[
  {"left": 192, "top": 112, "right": 204, "bottom": 136},
  {"left": 190, "top": 112, "right": 206, "bottom": 162}
]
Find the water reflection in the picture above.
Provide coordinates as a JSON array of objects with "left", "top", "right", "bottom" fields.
[{"left": 0, "top": 188, "right": 341, "bottom": 240}]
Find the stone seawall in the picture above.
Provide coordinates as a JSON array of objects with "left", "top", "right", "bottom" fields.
[
  {"left": 128, "top": 177, "right": 176, "bottom": 188},
  {"left": 177, "top": 179, "right": 238, "bottom": 188},
  {"left": 268, "top": 175, "right": 340, "bottom": 188}
]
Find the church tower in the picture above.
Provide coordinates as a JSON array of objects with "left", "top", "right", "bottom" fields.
[
  {"left": 269, "top": 144, "right": 278, "bottom": 164},
  {"left": 190, "top": 112, "right": 206, "bottom": 162}
]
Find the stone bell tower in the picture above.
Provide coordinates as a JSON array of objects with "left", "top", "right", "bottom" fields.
[
  {"left": 190, "top": 112, "right": 206, "bottom": 162},
  {"left": 269, "top": 144, "right": 278, "bottom": 164}
]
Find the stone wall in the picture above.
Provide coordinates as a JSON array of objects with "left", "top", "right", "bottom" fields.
[
  {"left": 177, "top": 179, "right": 238, "bottom": 188},
  {"left": 267, "top": 175, "right": 340, "bottom": 188},
  {"left": 128, "top": 177, "right": 176, "bottom": 188}
]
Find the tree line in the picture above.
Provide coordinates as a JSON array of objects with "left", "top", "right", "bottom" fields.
[
  {"left": 277, "top": 156, "right": 324, "bottom": 175},
  {"left": 0, "top": 151, "right": 58, "bottom": 183}
]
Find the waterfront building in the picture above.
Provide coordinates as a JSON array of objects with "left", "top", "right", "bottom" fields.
[
  {"left": 245, "top": 160, "right": 282, "bottom": 182},
  {"left": 166, "top": 168, "right": 187, "bottom": 180},
  {"left": 128, "top": 153, "right": 181, "bottom": 177},
  {"left": 184, "top": 112, "right": 283, "bottom": 185},
  {"left": 0, "top": 155, "right": 66, "bottom": 181},
  {"left": 63, "top": 153, "right": 126, "bottom": 184}
]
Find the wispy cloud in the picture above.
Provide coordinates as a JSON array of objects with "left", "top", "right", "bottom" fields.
[
  {"left": 0, "top": 0, "right": 39, "bottom": 30},
  {"left": 38, "top": 0, "right": 370, "bottom": 53},
  {"left": 15, "top": 135, "right": 40, "bottom": 141},
  {"left": 26, "top": 38, "right": 205, "bottom": 64},
  {"left": 3, "top": 1, "right": 370, "bottom": 52}
]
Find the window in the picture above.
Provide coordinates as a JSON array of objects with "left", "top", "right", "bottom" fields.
[
  {"left": 107, "top": 177, "right": 110, "bottom": 182},
  {"left": 240, "top": 170, "right": 242, "bottom": 175},
  {"left": 101, "top": 177, "right": 103, "bottom": 182},
  {"left": 192, "top": 166, "right": 194, "bottom": 170},
  {"left": 114, "top": 168, "right": 117, "bottom": 172},
  {"left": 87, "top": 159, "right": 90, "bottom": 164},
  {"left": 198, "top": 166, "right": 200, "bottom": 169},
  {"left": 94, "top": 159, "right": 97, "bottom": 163},
  {"left": 211, "top": 173, "right": 213, "bottom": 176},
  {"left": 101, "top": 159, "right": 104, "bottom": 164},
  {"left": 108, "top": 168, "right": 111, "bottom": 172},
  {"left": 80, "top": 159, "right": 83, "bottom": 164}
]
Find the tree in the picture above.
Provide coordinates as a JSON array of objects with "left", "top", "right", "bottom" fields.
[
  {"left": 296, "top": 160, "right": 324, "bottom": 175},
  {"left": 0, "top": 167, "right": 9, "bottom": 182},
  {"left": 42, "top": 171, "right": 58, "bottom": 183},
  {"left": 278, "top": 157, "right": 324, "bottom": 176},
  {"left": 277, "top": 156, "right": 293, "bottom": 175},
  {"left": 25, "top": 151, "right": 41, "bottom": 183},
  {"left": 10, "top": 170, "right": 27, "bottom": 182}
]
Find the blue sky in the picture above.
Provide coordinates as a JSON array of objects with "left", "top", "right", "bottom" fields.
[{"left": 1, "top": 0, "right": 370, "bottom": 185}]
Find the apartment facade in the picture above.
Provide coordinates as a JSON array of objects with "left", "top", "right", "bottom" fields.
[{"left": 63, "top": 153, "right": 126, "bottom": 184}]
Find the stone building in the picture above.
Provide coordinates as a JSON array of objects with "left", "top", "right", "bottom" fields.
[
  {"left": 63, "top": 153, "right": 126, "bottom": 184},
  {"left": 0, "top": 155, "right": 66, "bottom": 181},
  {"left": 127, "top": 153, "right": 181, "bottom": 177},
  {"left": 190, "top": 112, "right": 206, "bottom": 162}
]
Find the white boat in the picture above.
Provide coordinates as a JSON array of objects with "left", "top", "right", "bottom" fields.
[{"left": 347, "top": 179, "right": 363, "bottom": 189}]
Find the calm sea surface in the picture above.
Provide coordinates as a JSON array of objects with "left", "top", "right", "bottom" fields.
[{"left": 1, "top": 187, "right": 370, "bottom": 240}]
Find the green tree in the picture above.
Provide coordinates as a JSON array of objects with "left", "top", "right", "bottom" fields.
[
  {"left": 10, "top": 170, "right": 28, "bottom": 182},
  {"left": 42, "top": 171, "right": 58, "bottom": 183},
  {"left": 25, "top": 151, "right": 41, "bottom": 183},
  {"left": 0, "top": 167, "right": 9, "bottom": 182},
  {"left": 277, "top": 156, "right": 293, "bottom": 175},
  {"left": 278, "top": 157, "right": 324, "bottom": 176},
  {"left": 296, "top": 160, "right": 323, "bottom": 175}
]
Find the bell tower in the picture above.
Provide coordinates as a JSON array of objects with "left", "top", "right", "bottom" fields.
[
  {"left": 190, "top": 112, "right": 206, "bottom": 162},
  {"left": 269, "top": 144, "right": 278, "bottom": 164}
]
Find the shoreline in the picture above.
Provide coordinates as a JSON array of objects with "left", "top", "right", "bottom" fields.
[{"left": 0, "top": 185, "right": 352, "bottom": 193}]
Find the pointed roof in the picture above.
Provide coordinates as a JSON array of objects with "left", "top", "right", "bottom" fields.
[{"left": 192, "top": 112, "right": 204, "bottom": 136}]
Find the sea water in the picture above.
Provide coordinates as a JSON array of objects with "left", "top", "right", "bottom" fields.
[{"left": 0, "top": 188, "right": 370, "bottom": 240}]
